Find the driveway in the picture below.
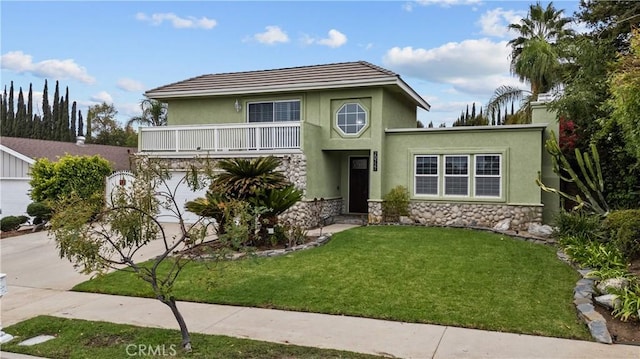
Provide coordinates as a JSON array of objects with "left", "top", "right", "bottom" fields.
[{"left": 0, "top": 223, "right": 186, "bottom": 326}]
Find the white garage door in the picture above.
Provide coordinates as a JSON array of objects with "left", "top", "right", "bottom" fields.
[
  {"left": 0, "top": 178, "right": 32, "bottom": 218},
  {"left": 157, "top": 171, "right": 208, "bottom": 224}
]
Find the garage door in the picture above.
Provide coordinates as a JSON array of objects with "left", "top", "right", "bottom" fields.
[{"left": 0, "top": 178, "right": 32, "bottom": 218}]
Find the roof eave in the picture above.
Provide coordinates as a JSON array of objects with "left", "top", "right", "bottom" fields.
[{"left": 146, "top": 77, "right": 430, "bottom": 110}]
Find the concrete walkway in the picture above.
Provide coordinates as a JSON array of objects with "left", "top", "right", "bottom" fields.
[{"left": 2, "top": 225, "right": 640, "bottom": 359}]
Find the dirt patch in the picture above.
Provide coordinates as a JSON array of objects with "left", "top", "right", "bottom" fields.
[
  {"left": 594, "top": 304, "right": 640, "bottom": 345},
  {"left": 85, "top": 333, "right": 133, "bottom": 347}
]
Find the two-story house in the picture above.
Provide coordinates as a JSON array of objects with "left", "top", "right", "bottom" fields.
[{"left": 139, "top": 61, "right": 559, "bottom": 229}]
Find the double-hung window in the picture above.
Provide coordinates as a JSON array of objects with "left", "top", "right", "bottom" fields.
[
  {"left": 444, "top": 155, "right": 469, "bottom": 196},
  {"left": 248, "top": 100, "right": 300, "bottom": 122},
  {"left": 475, "top": 154, "right": 501, "bottom": 197},
  {"left": 415, "top": 156, "right": 439, "bottom": 195}
]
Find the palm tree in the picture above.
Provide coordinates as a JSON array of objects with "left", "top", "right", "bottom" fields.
[
  {"left": 126, "top": 99, "right": 168, "bottom": 128},
  {"left": 508, "top": 1, "right": 574, "bottom": 95},
  {"left": 487, "top": 2, "right": 574, "bottom": 123}
]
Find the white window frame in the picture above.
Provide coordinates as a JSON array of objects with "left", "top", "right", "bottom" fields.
[
  {"left": 336, "top": 103, "right": 368, "bottom": 136},
  {"left": 414, "top": 155, "right": 439, "bottom": 196},
  {"left": 474, "top": 154, "right": 502, "bottom": 198},
  {"left": 444, "top": 155, "right": 470, "bottom": 197},
  {"left": 247, "top": 99, "right": 300, "bottom": 123}
]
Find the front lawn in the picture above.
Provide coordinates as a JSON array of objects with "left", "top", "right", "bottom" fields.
[
  {"left": 2, "top": 316, "right": 379, "bottom": 358},
  {"left": 74, "top": 226, "right": 591, "bottom": 340}
]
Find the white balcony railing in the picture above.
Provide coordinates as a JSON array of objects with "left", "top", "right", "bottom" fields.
[{"left": 139, "top": 122, "right": 301, "bottom": 154}]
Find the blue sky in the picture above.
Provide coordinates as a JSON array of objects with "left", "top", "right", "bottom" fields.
[{"left": 1, "top": 0, "right": 583, "bottom": 127}]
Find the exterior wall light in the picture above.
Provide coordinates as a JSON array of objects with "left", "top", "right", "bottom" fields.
[{"left": 234, "top": 99, "right": 242, "bottom": 112}]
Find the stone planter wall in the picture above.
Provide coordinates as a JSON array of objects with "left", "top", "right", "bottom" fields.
[
  {"left": 368, "top": 200, "right": 543, "bottom": 230},
  {"left": 279, "top": 198, "right": 343, "bottom": 229}
]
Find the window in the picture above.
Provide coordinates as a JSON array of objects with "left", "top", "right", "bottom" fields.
[
  {"left": 248, "top": 100, "right": 300, "bottom": 122},
  {"left": 336, "top": 103, "right": 367, "bottom": 135},
  {"left": 444, "top": 156, "right": 469, "bottom": 196},
  {"left": 475, "top": 155, "right": 501, "bottom": 197},
  {"left": 415, "top": 156, "right": 438, "bottom": 195}
]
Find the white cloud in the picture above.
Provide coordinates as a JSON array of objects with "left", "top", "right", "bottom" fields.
[
  {"left": 405, "top": 0, "right": 482, "bottom": 10},
  {"left": 90, "top": 91, "right": 113, "bottom": 104},
  {"left": 1, "top": 51, "right": 95, "bottom": 84},
  {"left": 117, "top": 78, "right": 145, "bottom": 92},
  {"left": 136, "top": 12, "right": 216, "bottom": 29},
  {"left": 118, "top": 102, "right": 142, "bottom": 118},
  {"left": 252, "top": 26, "right": 289, "bottom": 45},
  {"left": 317, "top": 29, "right": 348, "bottom": 48},
  {"left": 303, "top": 29, "right": 348, "bottom": 48},
  {"left": 383, "top": 38, "right": 526, "bottom": 96},
  {"left": 477, "top": 8, "right": 525, "bottom": 38}
]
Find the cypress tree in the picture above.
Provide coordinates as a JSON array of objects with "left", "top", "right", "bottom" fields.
[
  {"left": 15, "top": 87, "right": 26, "bottom": 137},
  {"left": 63, "top": 87, "right": 70, "bottom": 141},
  {"left": 7, "top": 82, "right": 15, "bottom": 137},
  {"left": 27, "top": 83, "right": 34, "bottom": 138},
  {"left": 70, "top": 101, "right": 77, "bottom": 141},
  {"left": 77, "top": 110, "right": 84, "bottom": 137},
  {"left": 52, "top": 81, "right": 60, "bottom": 140},
  {"left": 42, "top": 80, "right": 51, "bottom": 140},
  {"left": 1, "top": 86, "right": 7, "bottom": 134},
  {"left": 471, "top": 102, "right": 476, "bottom": 120}
]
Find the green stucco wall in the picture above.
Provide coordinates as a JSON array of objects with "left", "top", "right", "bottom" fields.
[
  {"left": 383, "top": 126, "right": 545, "bottom": 206},
  {"left": 531, "top": 101, "right": 560, "bottom": 223}
]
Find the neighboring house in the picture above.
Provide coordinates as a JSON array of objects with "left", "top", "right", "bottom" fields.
[
  {"left": 0, "top": 136, "right": 135, "bottom": 218},
  {"left": 140, "top": 61, "right": 559, "bottom": 229}
]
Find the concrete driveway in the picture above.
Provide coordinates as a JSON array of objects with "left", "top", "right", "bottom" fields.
[{"left": 0, "top": 224, "right": 187, "bottom": 326}]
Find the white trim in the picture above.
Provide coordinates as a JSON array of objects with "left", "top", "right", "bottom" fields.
[
  {"left": 335, "top": 103, "right": 368, "bottom": 137},
  {"left": 473, "top": 154, "right": 502, "bottom": 198},
  {"left": 147, "top": 78, "right": 430, "bottom": 110},
  {"left": 386, "top": 124, "right": 547, "bottom": 133},
  {"left": 0, "top": 145, "right": 36, "bottom": 164},
  {"left": 444, "top": 155, "right": 470, "bottom": 197},
  {"left": 246, "top": 99, "right": 301, "bottom": 123},
  {"left": 414, "top": 155, "right": 439, "bottom": 197}
]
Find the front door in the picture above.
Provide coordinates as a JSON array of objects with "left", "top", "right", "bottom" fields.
[{"left": 349, "top": 157, "right": 370, "bottom": 213}]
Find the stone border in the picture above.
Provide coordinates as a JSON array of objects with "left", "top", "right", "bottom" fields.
[
  {"left": 215, "top": 234, "right": 333, "bottom": 261},
  {"left": 556, "top": 251, "right": 613, "bottom": 344}
]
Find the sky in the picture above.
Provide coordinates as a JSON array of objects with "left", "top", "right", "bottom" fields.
[{"left": 1, "top": 0, "right": 585, "bottom": 127}]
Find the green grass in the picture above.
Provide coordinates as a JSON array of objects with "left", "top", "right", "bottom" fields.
[
  {"left": 2, "top": 316, "right": 379, "bottom": 358},
  {"left": 74, "top": 226, "right": 591, "bottom": 340}
]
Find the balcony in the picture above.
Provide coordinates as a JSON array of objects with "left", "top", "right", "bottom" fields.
[{"left": 138, "top": 122, "right": 301, "bottom": 156}]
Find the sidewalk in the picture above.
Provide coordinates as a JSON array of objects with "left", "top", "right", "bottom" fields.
[{"left": 2, "top": 224, "right": 640, "bottom": 358}]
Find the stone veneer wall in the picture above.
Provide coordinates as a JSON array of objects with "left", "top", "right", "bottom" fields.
[
  {"left": 279, "top": 198, "right": 343, "bottom": 229},
  {"left": 368, "top": 200, "right": 543, "bottom": 230},
  {"left": 146, "top": 154, "right": 341, "bottom": 228}
]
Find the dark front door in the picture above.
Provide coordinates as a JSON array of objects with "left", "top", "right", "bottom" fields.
[{"left": 349, "top": 157, "right": 370, "bottom": 213}]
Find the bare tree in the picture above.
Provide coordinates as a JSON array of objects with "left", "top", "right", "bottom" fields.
[{"left": 49, "top": 156, "right": 220, "bottom": 352}]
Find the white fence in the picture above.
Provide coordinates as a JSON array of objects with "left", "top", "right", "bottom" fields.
[{"left": 139, "top": 122, "right": 301, "bottom": 153}]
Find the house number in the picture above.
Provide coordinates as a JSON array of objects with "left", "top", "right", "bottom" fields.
[{"left": 373, "top": 151, "right": 378, "bottom": 172}]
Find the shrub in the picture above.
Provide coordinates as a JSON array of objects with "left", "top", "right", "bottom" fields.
[
  {"left": 30, "top": 154, "right": 113, "bottom": 203},
  {"left": 554, "top": 210, "right": 604, "bottom": 243},
  {"left": 603, "top": 209, "right": 640, "bottom": 260},
  {"left": 1, "top": 216, "right": 28, "bottom": 232},
  {"left": 562, "top": 237, "right": 627, "bottom": 270},
  {"left": 27, "top": 201, "right": 52, "bottom": 225},
  {"left": 382, "top": 186, "right": 410, "bottom": 222},
  {"left": 611, "top": 283, "right": 640, "bottom": 322}
]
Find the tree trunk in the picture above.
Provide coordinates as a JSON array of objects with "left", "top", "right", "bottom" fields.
[{"left": 163, "top": 298, "right": 192, "bottom": 351}]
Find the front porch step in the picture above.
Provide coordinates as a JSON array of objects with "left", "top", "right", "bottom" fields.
[{"left": 331, "top": 214, "right": 367, "bottom": 225}]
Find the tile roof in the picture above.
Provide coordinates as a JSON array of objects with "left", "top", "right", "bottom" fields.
[
  {"left": 145, "top": 61, "right": 430, "bottom": 110},
  {"left": 0, "top": 137, "right": 135, "bottom": 171}
]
